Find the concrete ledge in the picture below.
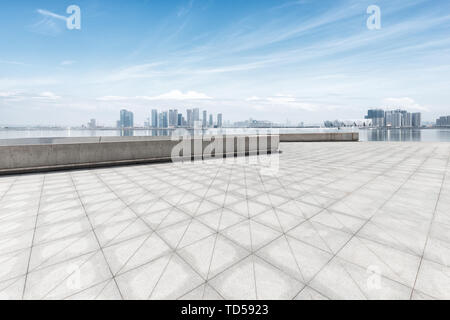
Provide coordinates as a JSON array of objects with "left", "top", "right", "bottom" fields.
[
  {"left": 0, "top": 132, "right": 358, "bottom": 175},
  {"left": 280, "top": 132, "right": 359, "bottom": 142},
  {"left": 0, "top": 135, "right": 279, "bottom": 175}
]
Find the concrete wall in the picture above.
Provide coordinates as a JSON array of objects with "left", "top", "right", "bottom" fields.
[
  {"left": 0, "top": 132, "right": 358, "bottom": 174},
  {"left": 280, "top": 132, "right": 359, "bottom": 142},
  {"left": 0, "top": 135, "right": 279, "bottom": 174}
]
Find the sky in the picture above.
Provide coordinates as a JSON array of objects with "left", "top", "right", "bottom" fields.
[{"left": 1, "top": 0, "right": 450, "bottom": 126}]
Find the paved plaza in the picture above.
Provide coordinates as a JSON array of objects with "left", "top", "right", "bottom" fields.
[{"left": 0, "top": 142, "right": 449, "bottom": 300}]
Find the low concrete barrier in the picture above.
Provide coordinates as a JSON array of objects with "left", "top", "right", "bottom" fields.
[
  {"left": 0, "top": 132, "right": 358, "bottom": 174},
  {"left": 279, "top": 132, "right": 359, "bottom": 142},
  {"left": 0, "top": 135, "right": 279, "bottom": 175}
]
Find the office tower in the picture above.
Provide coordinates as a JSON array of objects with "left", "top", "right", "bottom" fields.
[
  {"left": 365, "top": 109, "right": 385, "bottom": 120},
  {"left": 177, "top": 113, "right": 183, "bottom": 126},
  {"left": 202, "top": 111, "right": 207, "bottom": 128},
  {"left": 151, "top": 109, "right": 158, "bottom": 128},
  {"left": 365, "top": 109, "right": 385, "bottom": 127},
  {"left": 193, "top": 108, "right": 200, "bottom": 123},
  {"left": 209, "top": 114, "right": 213, "bottom": 127},
  {"left": 392, "top": 112, "right": 402, "bottom": 128},
  {"left": 169, "top": 109, "right": 174, "bottom": 126},
  {"left": 162, "top": 111, "right": 169, "bottom": 128},
  {"left": 158, "top": 113, "right": 164, "bottom": 128},
  {"left": 169, "top": 109, "right": 178, "bottom": 127},
  {"left": 217, "top": 113, "right": 223, "bottom": 128},
  {"left": 174, "top": 109, "right": 178, "bottom": 126},
  {"left": 412, "top": 113, "right": 422, "bottom": 128},
  {"left": 403, "top": 113, "right": 412, "bottom": 127},
  {"left": 119, "top": 109, "right": 134, "bottom": 128},
  {"left": 186, "top": 109, "right": 193, "bottom": 127},
  {"left": 384, "top": 111, "right": 393, "bottom": 127}
]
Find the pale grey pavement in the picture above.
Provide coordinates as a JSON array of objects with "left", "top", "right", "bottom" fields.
[{"left": 0, "top": 142, "right": 449, "bottom": 300}]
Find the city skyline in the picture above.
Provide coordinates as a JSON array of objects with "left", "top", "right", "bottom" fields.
[{"left": 1, "top": 0, "right": 450, "bottom": 126}]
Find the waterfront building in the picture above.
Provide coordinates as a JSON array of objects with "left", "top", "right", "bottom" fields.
[
  {"left": 209, "top": 114, "right": 213, "bottom": 127},
  {"left": 151, "top": 109, "right": 158, "bottom": 128},
  {"left": 162, "top": 111, "right": 169, "bottom": 128},
  {"left": 119, "top": 109, "right": 134, "bottom": 128},
  {"left": 202, "top": 111, "right": 207, "bottom": 128},
  {"left": 217, "top": 113, "right": 223, "bottom": 128},
  {"left": 436, "top": 115, "right": 450, "bottom": 126},
  {"left": 412, "top": 113, "right": 422, "bottom": 128},
  {"left": 169, "top": 109, "right": 178, "bottom": 127},
  {"left": 186, "top": 109, "right": 193, "bottom": 127}
]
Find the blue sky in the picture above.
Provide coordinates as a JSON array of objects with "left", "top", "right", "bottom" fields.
[{"left": 1, "top": 0, "right": 450, "bottom": 126}]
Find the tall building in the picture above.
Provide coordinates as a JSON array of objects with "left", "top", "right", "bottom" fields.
[
  {"left": 158, "top": 113, "right": 164, "bottom": 128},
  {"left": 186, "top": 109, "right": 193, "bottom": 127},
  {"left": 392, "top": 112, "right": 402, "bottom": 128},
  {"left": 169, "top": 109, "right": 178, "bottom": 127},
  {"left": 412, "top": 113, "right": 421, "bottom": 128},
  {"left": 202, "top": 111, "right": 207, "bottom": 128},
  {"left": 162, "top": 111, "right": 169, "bottom": 128},
  {"left": 403, "top": 112, "right": 412, "bottom": 127},
  {"left": 365, "top": 109, "right": 385, "bottom": 127},
  {"left": 119, "top": 109, "right": 134, "bottom": 128},
  {"left": 436, "top": 115, "right": 450, "bottom": 126},
  {"left": 151, "top": 109, "right": 158, "bottom": 128},
  {"left": 177, "top": 114, "right": 183, "bottom": 127},
  {"left": 217, "top": 113, "right": 223, "bottom": 128},
  {"left": 209, "top": 114, "right": 213, "bottom": 127},
  {"left": 365, "top": 109, "right": 385, "bottom": 119},
  {"left": 193, "top": 108, "right": 200, "bottom": 122}
]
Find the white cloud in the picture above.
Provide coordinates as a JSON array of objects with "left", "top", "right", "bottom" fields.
[
  {"left": 382, "top": 97, "right": 430, "bottom": 112},
  {"left": 97, "top": 90, "right": 212, "bottom": 102},
  {"left": 37, "top": 9, "right": 67, "bottom": 21},
  {"left": 34, "top": 92, "right": 61, "bottom": 100},
  {"left": 60, "top": 60, "right": 76, "bottom": 66},
  {"left": 140, "top": 90, "right": 212, "bottom": 101},
  {"left": 0, "top": 91, "right": 18, "bottom": 98},
  {"left": 0, "top": 60, "right": 27, "bottom": 66},
  {"left": 245, "top": 94, "right": 318, "bottom": 111}
]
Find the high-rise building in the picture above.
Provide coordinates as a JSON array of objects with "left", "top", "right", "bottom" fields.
[
  {"left": 403, "top": 112, "right": 412, "bottom": 127},
  {"left": 202, "top": 111, "right": 207, "bottom": 128},
  {"left": 412, "top": 113, "right": 422, "bottom": 128},
  {"left": 217, "top": 113, "right": 223, "bottom": 128},
  {"left": 436, "top": 115, "right": 449, "bottom": 126},
  {"left": 158, "top": 113, "right": 164, "bottom": 128},
  {"left": 177, "top": 114, "right": 183, "bottom": 127},
  {"left": 193, "top": 108, "right": 200, "bottom": 123},
  {"left": 392, "top": 112, "right": 402, "bottom": 128},
  {"left": 365, "top": 109, "right": 385, "bottom": 120},
  {"left": 209, "top": 114, "right": 213, "bottom": 127},
  {"left": 186, "top": 109, "right": 193, "bottom": 127},
  {"left": 365, "top": 109, "right": 385, "bottom": 127},
  {"left": 151, "top": 109, "right": 158, "bottom": 128},
  {"left": 169, "top": 109, "right": 178, "bottom": 127},
  {"left": 119, "top": 109, "right": 134, "bottom": 128},
  {"left": 162, "top": 111, "right": 169, "bottom": 128}
]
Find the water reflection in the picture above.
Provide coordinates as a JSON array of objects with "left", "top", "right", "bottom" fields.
[{"left": 364, "top": 128, "right": 422, "bottom": 142}]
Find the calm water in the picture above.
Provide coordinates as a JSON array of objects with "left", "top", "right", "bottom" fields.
[
  {"left": 359, "top": 128, "right": 450, "bottom": 142},
  {"left": 0, "top": 128, "right": 449, "bottom": 143}
]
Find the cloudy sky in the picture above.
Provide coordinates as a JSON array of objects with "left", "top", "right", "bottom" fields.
[{"left": 1, "top": 0, "right": 450, "bottom": 126}]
